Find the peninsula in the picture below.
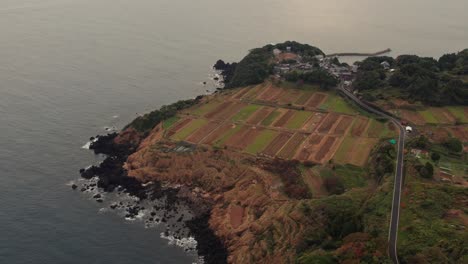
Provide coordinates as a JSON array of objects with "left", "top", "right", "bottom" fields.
[{"left": 80, "top": 42, "right": 468, "bottom": 264}]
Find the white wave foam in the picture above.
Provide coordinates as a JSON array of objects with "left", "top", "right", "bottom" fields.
[
  {"left": 160, "top": 233, "right": 198, "bottom": 250},
  {"left": 81, "top": 137, "right": 98, "bottom": 149}
]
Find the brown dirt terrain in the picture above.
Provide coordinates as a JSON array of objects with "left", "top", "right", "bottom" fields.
[
  {"left": 256, "top": 83, "right": 274, "bottom": 101},
  {"left": 399, "top": 110, "right": 426, "bottom": 125},
  {"left": 273, "top": 110, "right": 295, "bottom": 127},
  {"left": 216, "top": 103, "right": 247, "bottom": 120},
  {"left": 301, "top": 112, "right": 326, "bottom": 132},
  {"left": 124, "top": 140, "right": 309, "bottom": 264},
  {"left": 351, "top": 117, "right": 369, "bottom": 137},
  {"left": 431, "top": 108, "right": 456, "bottom": 124},
  {"left": 313, "top": 136, "right": 340, "bottom": 163},
  {"left": 316, "top": 113, "right": 340, "bottom": 134},
  {"left": 294, "top": 92, "right": 314, "bottom": 105},
  {"left": 262, "top": 132, "right": 292, "bottom": 157},
  {"left": 205, "top": 101, "right": 234, "bottom": 119},
  {"left": 246, "top": 107, "right": 275, "bottom": 125},
  {"left": 264, "top": 87, "right": 286, "bottom": 102},
  {"left": 277, "top": 89, "right": 302, "bottom": 105},
  {"left": 346, "top": 138, "right": 378, "bottom": 166},
  {"left": 295, "top": 134, "right": 324, "bottom": 161},
  {"left": 185, "top": 121, "right": 222, "bottom": 143},
  {"left": 331, "top": 116, "right": 354, "bottom": 135},
  {"left": 277, "top": 133, "right": 308, "bottom": 159},
  {"left": 225, "top": 127, "right": 263, "bottom": 150},
  {"left": 449, "top": 126, "right": 468, "bottom": 142},
  {"left": 232, "top": 87, "right": 251, "bottom": 100},
  {"left": 305, "top": 93, "right": 327, "bottom": 108}
]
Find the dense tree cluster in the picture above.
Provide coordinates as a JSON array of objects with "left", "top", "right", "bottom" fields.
[
  {"left": 354, "top": 50, "right": 468, "bottom": 106},
  {"left": 443, "top": 137, "right": 463, "bottom": 153},
  {"left": 217, "top": 41, "right": 325, "bottom": 88},
  {"left": 284, "top": 69, "right": 339, "bottom": 89}
]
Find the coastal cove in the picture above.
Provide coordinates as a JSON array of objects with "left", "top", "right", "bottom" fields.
[{"left": 1, "top": 1, "right": 468, "bottom": 264}]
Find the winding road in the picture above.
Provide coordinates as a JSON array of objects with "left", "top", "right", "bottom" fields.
[{"left": 337, "top": 85, "right": 405, "bottom": 264}]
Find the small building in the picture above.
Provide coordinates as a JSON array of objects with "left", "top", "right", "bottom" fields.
[
  {"left": 273, "top": 48, "right": 282, "bottom": 56},
  {"left": 406, "top": 126, "right": 413, "bottom": 133},
  {"left": 381, "top": 61, "right": 390, "bottom": 70},
  {"left": 286, "top": 46, "right": 292, "bottom": 52}
]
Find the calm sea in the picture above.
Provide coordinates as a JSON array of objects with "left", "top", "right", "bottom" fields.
[{"left": 0, "top": 0, "right": 467, "bottom": 263}]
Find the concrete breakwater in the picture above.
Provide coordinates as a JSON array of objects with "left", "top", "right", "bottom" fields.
[{"left": 326, "top": 48, "right": 391, "bottom": 57}]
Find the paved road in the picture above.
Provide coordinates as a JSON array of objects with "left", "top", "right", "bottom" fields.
[{"left": 337, "top": 85, "right": 404, "bottom": 264}]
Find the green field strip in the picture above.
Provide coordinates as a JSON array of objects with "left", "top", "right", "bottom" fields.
[
  {"left": 285, "top": 111, "right": 313, "bottom": 129},
  {"left": 162, "top": 116, "right": 180, "bottom": 129},
  {"left": 244, "top": 129, "right": 279, "bottom": 154},
  {"left": 232, "top": 104, "right": 261, "bottom": 122},
  {"left": 261, "top": 110, "right": 281, "bottom": 126},
  {"left": 446, "top": 106, "right": 468, "bottom": 123},
  {"left": 171, "top": 119, "right": 208, "bottom": 141},
  {"left": 418, "top": 109, "right": 438, "bottom": 124}
]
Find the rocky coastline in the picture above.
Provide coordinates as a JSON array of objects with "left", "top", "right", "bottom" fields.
[{"left": 79, "top": 133, "right": 228, "bottom": 264}]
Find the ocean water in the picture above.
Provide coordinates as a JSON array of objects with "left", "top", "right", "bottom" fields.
[{"left": 0, "top": 0, "right": 467, "bottom": 263}]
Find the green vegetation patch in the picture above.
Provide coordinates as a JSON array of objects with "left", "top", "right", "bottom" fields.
[
  {"left": 320, "top": 94, "right": 357, "bottom": 114},
  {"left": 171, "top": 119, "right": 208, "bottom": 141},
  {"left": 334, "top": 164, "right": 367, "bottom": 189},
  {"left": 261, "top": 110, "right": 281, "bottom": 126},
  {"left": 418, "top": 109, "right": 438, "bottom": 124},
  {"left": 232, "top": 104, "right": 261, "bottom": 122},
  {"left": 446, "top": 106, "right": 468, "bottom": 123},
  {"left": 162, "top": 116, "right": 180, "bottom": 129},
  {"left": 244, "top": 129, "right": 278, "bottom": 154},
  {"left": 285, "top": 111, "right": 313, "bottom": 129},
  {"left": 333, "top": 137, "right": 354, "bottom": 164}
]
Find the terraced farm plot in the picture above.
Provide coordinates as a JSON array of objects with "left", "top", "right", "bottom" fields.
[
  {"left": 302, "top": 112, "right": 327, "bottom": 132},
  {"left": 277, "top": 89, "right": 302, "bottom": 105},
  {"left": 246, "top": 107, "right": 275, "bottom": 125},
  {"left": 316, "top": 113, "right": 340, "bottom": 134},
  {"left": 206, "top": 102, "right": 246, "bottom": 120},
  {"left": 305, "top": 93, "right": 328, "bottom": 108},
  {"left": 449, "top": 126, "right": 468, "bottom": 142},
  {"left": 232, "top": 104, "right": 261, "bottom": 122},
  {"left": 446, "top": 106, "right": 468, "bottom": 123},
  {"left": 285, "top": 111, "right": 313, "bottom": 130},
  {"left": 350, "top": 117, "right": 370, "bottom": 137},
  {"left": 166, "top": 118, "right": 192, "bottom": 137},
  {"left": 320, "top": 94, "right": 356, "bottom": 114},
  {"left": 312, "top": 136, "right": 342, "bottom": 163},
  {"left": 185, "top": 121, "right": 221, "bottom": 143},
  {"left": 256, "top": 84, "right": 275, "bottom": 101},
  {"left": 429, "top": 108, "right": 456, "bottom": 124},
  {"left": 242, "top": 84, "right": 264, "bottom": 100},
  {"left": 418, "top": 109, "right": 438, "bottom": 124},
  {"left": 162, "top": 116, "right": 180, "bottom": 129},
  {"left": 224, "top": 126, "right": 262, "bottom": 150},
  {"left": 277, "top": 133, "right": 308, "bottom": 159},
  {"left": 171, "top": 119, "right": 208, "bottom": 141},
  {"left": 244, "top": 129, "right": 278, "bottom": 154},
  {"left": 261, "top": 110, "right": 282, "bottom": 126},
  {"left": 210, "top": 124, "right": 244, "bottom": 147},
  {"left": 334, "top": 137, "right": 378, "bottom": 166},
  {"left": 191, "top": 100, "right": 223, "bottom": 116},
  {"left": 262, "top": 132, "right": 292, "bottom": 157},
  {"left": 273, "top": 110, "right": 295, "bottom": 128},
  {"left": 399, "top": 109, "right": 426, "bottom": 125},
  {"left": 231, "top": 87, "right": 251, "bottom": 100},
  {"left": 331, "top": 115, "right": 354, "bottom": 135},
  {"left": 200, "top": 123, "right": 235, "bottom": 145},
  {"left": 295, "top": 134, "right": 324, "bottom": 161},
  {"left": 294, "top": 91, "right": 314, "bottom": 105},
  {"left": 205, "top": 101, "right": 234, "bottom": 119}
]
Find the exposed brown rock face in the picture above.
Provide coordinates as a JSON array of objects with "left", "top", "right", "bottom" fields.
[{"left": 122, "top": 124, "right": 310, "bottom": 263}]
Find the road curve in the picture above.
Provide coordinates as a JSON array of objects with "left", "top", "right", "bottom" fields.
[{"left": 337, "top": 86, "right": 404, "bottom": 264}]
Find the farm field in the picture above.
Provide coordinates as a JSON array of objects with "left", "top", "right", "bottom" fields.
[{"left": 162, "top": 82, "right": 393, "bottom": 165}]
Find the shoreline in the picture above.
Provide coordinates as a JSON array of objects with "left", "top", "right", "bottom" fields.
[{"left": 79, "top": 133, "right": 228, "bottom": 264}]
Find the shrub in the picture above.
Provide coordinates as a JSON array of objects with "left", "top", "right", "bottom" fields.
[{"left": 444, "top": 138, "right": 463, "bottom": 153}]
